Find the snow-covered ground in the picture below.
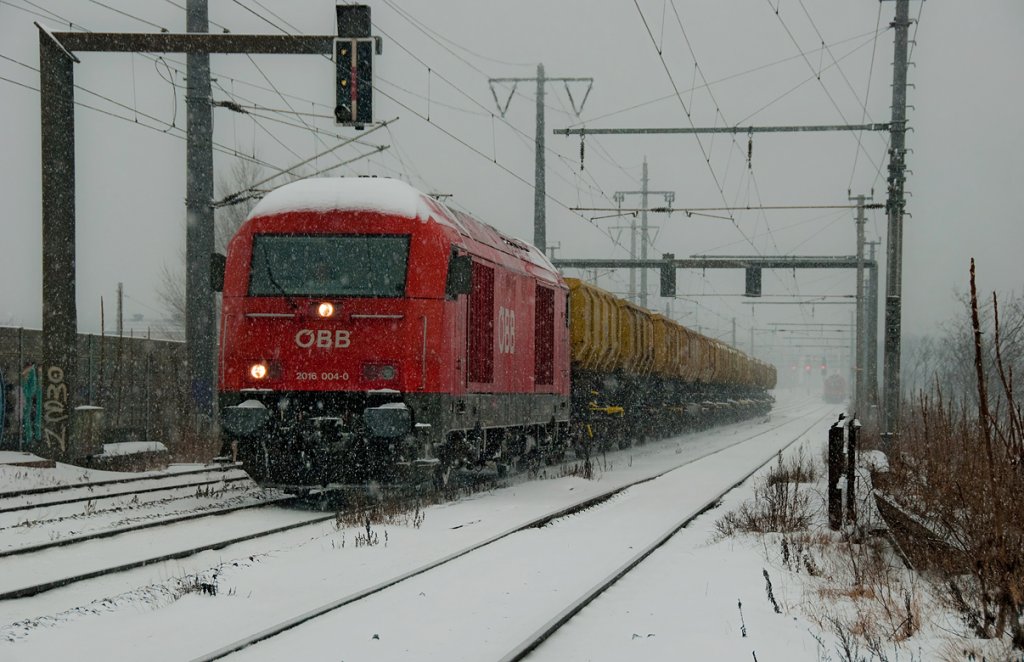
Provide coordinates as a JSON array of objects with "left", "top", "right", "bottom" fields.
[
  {"left": 0, "top": 480, "right": 268, "bottom": 553},
  {"left": 1, "top": 393, "right": 998, "bottom": 661}
]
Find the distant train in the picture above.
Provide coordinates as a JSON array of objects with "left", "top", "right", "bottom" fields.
[
  {"left": 823, "top": 373, "right": 848, "bottom": 404},
  {"left": 215, "top": 178, "right": 775, "bottom": 491}
]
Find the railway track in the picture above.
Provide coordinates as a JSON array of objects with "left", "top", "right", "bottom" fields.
[
  {"left": 0, "top": 496, "right": 339, "bottom": 601},
  {"left": 0, "top": 474, "right": 252, "bottom": 516},
  {"left": 0, "top": 461, "right": 243, "bottom": 504},
  {"left": 190, "top": 404, "right": 833, "bottom": 661},
  {"left": 0, "top": 491, "right": 296, "bottom": 561}
]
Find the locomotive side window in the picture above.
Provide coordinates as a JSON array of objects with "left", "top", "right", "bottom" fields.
[
  {"left": 248, "top": 234, "right": 410, "bottom": 298},
  {"left": 467, "top": 262, "right": 495, "bottom": 384},
  {"left": 534, "top": 285, "right": 554, "bottom": 385}
]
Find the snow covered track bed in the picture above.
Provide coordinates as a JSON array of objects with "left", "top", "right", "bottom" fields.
[
  {"left": 0, "top": 463, "right": 247, "bottom": 506},
  {"left": 0, "top": 397, "right": 832, "bottom": 660},
  {"left": 0, "top": 471, "right": 252, "bottom": 516},
  {"left": 0, "top": 464, "right": 292, "bottom": 560},
  {"left": 0, "top": 501, "right": 332, "bottom": 601},
  {"left": 196, "top": 402, "right": 833, "bottom": 662}
]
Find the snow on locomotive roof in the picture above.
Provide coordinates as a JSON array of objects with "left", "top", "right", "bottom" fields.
[
  {"left": 250, "top": 177, "right": 452, "bottom": 225},
  {"left": 250, "top": 177, "right": 561, "bottom": 281}
]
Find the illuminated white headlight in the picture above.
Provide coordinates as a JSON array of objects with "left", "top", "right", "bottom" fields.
[
  {"left": 317, "top": 302, "right": 335, "bottom": 318},
  {"left": 249, "top": 363, "right": 268, "bottom": 380}
]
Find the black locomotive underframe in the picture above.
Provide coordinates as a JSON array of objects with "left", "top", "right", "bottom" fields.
[{"left": 220, "top": 389, "right": 570, "bottom": 487}]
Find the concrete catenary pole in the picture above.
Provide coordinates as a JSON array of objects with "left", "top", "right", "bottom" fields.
[
  {"left": 882, "top": 0, "right": 911, "bottom": 438},
  {"left": 489, "top": 69, "right": 592, "bottom": 254},
  {"left": 533, "top": 63, "right": 546, "bottom": 253},
  {"left": 185, "top": 0, "right": 216, "bottom": 434},
  {"left": 640, "top": 159, "right": 650, "bottom": 308},
  {"left": 867, "top": 241, "right": 881, "bottom": 407},
  {"left": 850, "top": 194, "right": 869, "bottom": 415},
  {"left": 38, "top": 26, "right": 79, "bottom": 461},
  {"left": 613, "top": 158, "right": 672, "bottom": 308}
]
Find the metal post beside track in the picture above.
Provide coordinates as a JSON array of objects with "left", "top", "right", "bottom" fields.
[
  {"left": 846, "top": 416, "right": 860, "bottom": 524},
  {"left": 828, "top": 416, "right": 845, "bottom": 530}
]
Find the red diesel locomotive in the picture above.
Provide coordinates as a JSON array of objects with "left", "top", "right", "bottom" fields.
[{"left": 217, "top": 177, "right": 570, "bottom": 488}]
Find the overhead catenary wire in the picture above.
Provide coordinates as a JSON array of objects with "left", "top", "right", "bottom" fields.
[
  {"left": 213, "top": 117, "right": 397, "bottom": 208},
  {"left": 0, "top": 51, "right": 284, "bottom": 173},
  {"left": 633, "top": 0, "right": 766, "bottom": 326}
]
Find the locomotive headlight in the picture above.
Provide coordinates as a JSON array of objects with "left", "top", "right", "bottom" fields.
[
  {"left": 249, "top": 362, "right": 268, "bottom": 380},
  {"left": 317, "top": 302, "right": 335, "bottom": 318}
]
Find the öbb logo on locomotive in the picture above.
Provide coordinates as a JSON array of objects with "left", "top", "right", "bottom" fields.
[
  {"left": 497, "top": 306, "right": 516, "bottom": 354},
  {"left": 215, "top": 177, "right": 776, "bottom": 491},
  {"left": 295, "top": 328, "right": 352, "bottom": 349}
]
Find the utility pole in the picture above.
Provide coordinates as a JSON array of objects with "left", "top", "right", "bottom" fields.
[
  {"left": 850, "top": 193, "right": 871, "bottom": 416},
  {"left": 882, "top": 0, "right": 912, "bottom": 439},
  {"left": 612, "top": 158, "right": 673, "bottom": 307},
  {"left": 850, "top": 311, "right": 857, "bottom": 402},
  {"left": 610, "top": 192, "right": 636, "bottom": 301},
  {"left": 38, "top": 24, "right": 78, "bottom": 460},
  {"left": 185, "top": 0, "right": 215, "bottom": 434},
  {"left": 534, "top": 64, "right": 545, "bottom": 255},
  {"left": 641, "top": 160, "right": 650, "bottom": 308},
  {"left": 866, "top": 241, "right": 881, "bottom": 408},
  {"left": 116, "top": 282, "right": 124, "bottom": 338},
  {"left": 732, "top": 317, "right": 737, "bottom": 347},
  {"left": 488, "top": 67, "right": 593, "bottom": 253}
]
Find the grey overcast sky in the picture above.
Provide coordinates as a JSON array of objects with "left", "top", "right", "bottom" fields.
[{"left": 1, "top": 1, "right": 1022, "bottom": 373}]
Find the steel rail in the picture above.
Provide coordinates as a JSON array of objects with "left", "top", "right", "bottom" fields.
[
  {"left": 0, "top": 475, "right": 252, "bottom": 515},
  {"left": 0, "top": 507, "right": 337, "bottom": 601},
  {"left": 0, "top": 463, "right": 243, "bottom": 500},
  {"left": 0, "top": 493, "right": 296, "bottom": 561}
]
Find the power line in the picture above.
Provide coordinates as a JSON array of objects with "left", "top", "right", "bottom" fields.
[
  {"left": 86, "top": 0, "right": 169, "bottom": 32},
  {"left": 760, "top": 0, "right": 886, "bottom": 178}
]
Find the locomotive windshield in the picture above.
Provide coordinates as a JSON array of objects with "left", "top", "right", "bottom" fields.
[{"left": 248, "top": 234, "right": 410, "bottom": 298}]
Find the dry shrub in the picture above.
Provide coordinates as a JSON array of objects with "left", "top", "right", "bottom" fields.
[
  {"left": 885, "top": 261, "right": 1024, "bottom": 649},
  {"left": 767, "top": 444, "right": 819, "bottom": 485},
  {"left": 714, "top": 451, "right": 814, "bottom": 537},
  {"left": 334, "top": 497, "right": 426, "bottom": 530}
]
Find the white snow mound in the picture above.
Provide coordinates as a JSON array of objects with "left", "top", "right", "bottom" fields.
[{"left": 250, "top": 177, "right": 447, "bottom": 224}]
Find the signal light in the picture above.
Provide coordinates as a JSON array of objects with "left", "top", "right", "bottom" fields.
[
  {"left": 249, "top": 363, "right": 268, "bottom": 380},
  {"left": 660, "top": 253, "right": 676, "bottom": 298},
  {"left": 804, "top": 364, "right": 812, "bottom": 372}
]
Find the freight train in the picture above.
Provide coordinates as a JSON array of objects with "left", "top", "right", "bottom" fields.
[{"left": 215, "top": 178, "right": 775, "bottom": 491}]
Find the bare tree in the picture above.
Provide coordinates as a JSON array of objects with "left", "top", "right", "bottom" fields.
[{"left": 156, "top": 158, "right": 265, "bottom": 334}]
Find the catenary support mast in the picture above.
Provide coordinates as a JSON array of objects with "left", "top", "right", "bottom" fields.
[
  {"left": 882, "top": 0, "right": 912, "bottom": 438},
  {"left": 185, "top": 0, "right": 215, "bottom": 434},
  {"left": 489, "top": 68, "right": 593, "bottom": 253}
]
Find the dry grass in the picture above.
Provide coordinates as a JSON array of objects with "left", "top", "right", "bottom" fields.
[
  {"left": 714, "top": 442, "right": 931, "bottom": 659},
  {"left": 882, "top": 262, "right": 1024, "bottom": 649},
  {"left": 713, "top": 449, "right": 815, "bottom": 538}
]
